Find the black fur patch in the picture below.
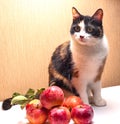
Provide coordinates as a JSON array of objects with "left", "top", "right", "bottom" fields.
[
  {"left": 84, "top": 16, "right": 103, "bottom": 38},
  {"left": 48, "top": 41, "right": 79, "bottom": 96},
  {"left": 49, "top": 79, "right": 79, "bottom": 96},
  {"left": 49, "top": 41, "right": 73, "bottom": 80}
]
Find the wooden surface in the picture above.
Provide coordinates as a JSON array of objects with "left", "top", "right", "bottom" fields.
[{"left": 0, "top": 0, "right": 120, "bottom": 100}]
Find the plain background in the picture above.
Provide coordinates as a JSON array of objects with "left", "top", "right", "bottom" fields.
[{"left": 0, "top": 0, "right": 120, "bottom": 100}]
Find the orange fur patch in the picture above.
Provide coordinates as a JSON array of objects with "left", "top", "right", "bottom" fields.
[
  {"left": 72, "top": 68, "right": 79, "bottom": 78},
  {"left": 59, "top": 41, "right": 69, "bottom": 59}
]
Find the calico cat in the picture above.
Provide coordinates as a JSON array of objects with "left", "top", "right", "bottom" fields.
[
  {"left": 2, "top": 7, "right": 108, "bottom": 110},
  {"left": 48, "top": 7, "right": 109, "bottom": 106}
]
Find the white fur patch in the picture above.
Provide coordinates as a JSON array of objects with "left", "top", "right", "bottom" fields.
[
  {"left": 70, "top": 34, "right": 109, "bottom": 104},
  {"left": 70, "top": 35, "right": 108, "bottom": 82}
]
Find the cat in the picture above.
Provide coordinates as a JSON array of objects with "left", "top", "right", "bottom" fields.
[
  {"left": 2, "top": 7, "right": 108, "bottom": 110},
  {"left": 48, "top": 7, "right": 109, "bottom": 106}
]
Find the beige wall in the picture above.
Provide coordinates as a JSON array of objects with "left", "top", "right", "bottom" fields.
[{"left": 0, "top": 0, "right": 120, "bottom": 100}]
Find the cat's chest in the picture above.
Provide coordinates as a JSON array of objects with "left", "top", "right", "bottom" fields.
[{"left": 72, "top": 54, "right": 104, "bottom": 81}]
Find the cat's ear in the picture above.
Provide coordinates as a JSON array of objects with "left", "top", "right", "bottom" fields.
[
  {"left": 72, "top": 7, "right": 80, "bottom": 20},
  {"left": 92, "top": 9, "right": 103, "bottom": 21}
]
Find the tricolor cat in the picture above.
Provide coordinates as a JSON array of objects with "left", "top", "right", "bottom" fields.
[
  {"left": 48, "top": 7, "right": 109, "bottom": 106},
  {"left": 2, "top": 7, "right": 109, "bottom": 110}
]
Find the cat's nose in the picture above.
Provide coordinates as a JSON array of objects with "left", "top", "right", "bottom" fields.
[{"left": 80, "top": 36, "right": 84, "bottom": 39}]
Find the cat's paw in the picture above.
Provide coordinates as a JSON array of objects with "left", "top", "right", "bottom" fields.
[{"left": 94, "top": 98, "right": 107, "bottom": 107}]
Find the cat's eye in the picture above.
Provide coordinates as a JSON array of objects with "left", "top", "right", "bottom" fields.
[
  {"left": 74, "top": 26, "right": 80, "bottom": 32},
  {"left": 87, "top": 27, "right": 93, "bottom": 33}
]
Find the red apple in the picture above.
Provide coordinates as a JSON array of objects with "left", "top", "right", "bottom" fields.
[
  {"left": 40, "top": 86, "right": 64, "bottom": 109},
  {"left": 63, "top": 96, "right": 83, "bottom": 111},
  {"left": 71, "top": 104, "right": 94, "bottom": 124},
  {"left": 26, "top": 99, "right": 48, "bottom": 124},
  {"left": 48, "top": 106, "right": 71, "bottom": 124}
]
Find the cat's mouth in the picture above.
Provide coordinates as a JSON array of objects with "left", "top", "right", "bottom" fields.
[
  {"left": 78, "top": 37, "right": 94, "bottom": 46},
  {"left": 72, "top": 35, "right": 89, "bottom": 45},
  {"left": 78, "top": 37, "right": 86, "bottom": 44}
]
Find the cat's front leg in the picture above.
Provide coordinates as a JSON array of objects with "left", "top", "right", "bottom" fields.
[
  {"left": 72, "top": 78, "right": 89, "bottom": 104},
  {"left": 76, "top": 85, "right": 89, "bottom": 104},
  {"left": 92, "top": 81, "right": 106, "bottom": 106},
  {"left": 80, "top": 91, "right": 89, "bottom": 104}
]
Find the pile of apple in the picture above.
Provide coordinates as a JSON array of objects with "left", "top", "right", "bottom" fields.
[{"left": 25, "top": 86, "right": 94, "bottom": 124}]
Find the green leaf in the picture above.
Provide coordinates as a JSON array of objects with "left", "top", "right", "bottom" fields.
[
  {"left": 38, "top": 88, "right": 45, "bottom": 94},
  {"left": 12, "top": 92, "right": 21, "bottom": 98},
  {"left": 35, "top": 88, "right": 45, "bottom": 99},
  {"left": 11, "top": 95, "right": 28, "bottom": 105},
  {"left": 20, "top": 101, "right": 29, "bottom": 109},
  {"left": 10, "top": 87, "right": 45, "bottom": 109},
  {"left": 25, "top": 88, "right": 35, "bottom": 98}
]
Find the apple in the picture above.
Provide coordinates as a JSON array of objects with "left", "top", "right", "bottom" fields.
[
  {"left": 48, "top": 106, "right": 71, "bottom": 124},
  {"left": 40, "top": 86, "right": 64, "bottom": 109},
  {"left": 63, "top": 96, "right": 83, "bottom": 111},
  {"left": 71, "top": 104, "right": 94, "bottom": 124},
  {"left": 26, "top": 99, "right": 48, "bottom": 124}
]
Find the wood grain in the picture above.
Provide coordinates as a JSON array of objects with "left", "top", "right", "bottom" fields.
[{"left": 0, "top": 0, "right": 120, "bottom": 100}]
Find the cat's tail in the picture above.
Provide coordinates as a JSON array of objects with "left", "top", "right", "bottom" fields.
[{"left": 2, "top": 98, "right": 13, "bottom": 110}]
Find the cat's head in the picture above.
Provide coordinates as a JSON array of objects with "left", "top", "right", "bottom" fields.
[{"left": 70, "top": 7, "right": 104, "bottom": 46}]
